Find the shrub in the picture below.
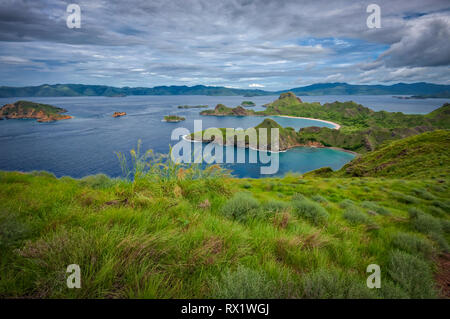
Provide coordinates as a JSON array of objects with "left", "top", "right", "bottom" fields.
[
  {"left": 311, "top": 195, "right": 328, "bottom": 203},
  {"left": 292, "top": 198, "right": 328, "bottom": 225},
  {"left": 429, "top": 232, "right": 449, "bottom": 252},
  {"left": 410, "top": 210, "right": 443, "bottom": 235},
  {"left": 442, "top": 220, "right": 450, "bottom": 234},
  {"left": 301, "top": 269, "right": 375, "bottom": 299},
  {"left": 361, "top": 201, "right": 391, "bottom": 216},
  {"left": 291, "top": 193, "right": 307, "bottom": 201},
  {"left": 378, "top": 281, "right": 409, "bottom": 299},
  {"left": 392, "top": 191, "right": 419, "bottom": 204},
  {"left": 343, "top": 207, "right": 371, "bottom": 225},
  {"left": 412, "top": 188, "right": 435, "bottom": 200},
  {"left": 387, "top": 250, "right": 437, "bottom": 298},
  {"left": 211, "top": 266, "right": 292, "bottom": 298},
  {"left": 428, "top": 206, "right": 446, "bottom": 218},
  {"left": 432, "top": 200, "right": 450, "bottom": 212},
  {"left": 220, "top": 192, "right": 260, "bottom": 222},
  {"left": 392, "top": 232, "right": 434, "bottom": 258},
  {"left": 339, "top": 199, "right": 355, "bottom": 209}
]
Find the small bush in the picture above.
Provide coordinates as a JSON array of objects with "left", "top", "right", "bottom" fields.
[
  {"left": 412, "top": 188, "right": 435, "bottom": 200},
  {"left": 361, "top": 201, "right": 391, "bottom": 215},
  {"left": 411, "top": 210, "right": 443, "bottom": 235},
  {"left": 301, "top": 269, "right": 375, "bottom": 299},
  {"left": 442, "top": 220, "right": 450, "bottom": 234},
  {"left": 220, "top": 192, "right": 260, "bottom": 222},
  {"left": 343, "top": 207, "right": 371, "bottom": 225},
  {"left": 291, "top": 193, "right": 307, "bottom": 201},
  {"left": 429, "top": 232, "right": 449, "bottom": 252},
  {"left": 392, "top": 191, "right": 419, "bottom": 204},
  {"left": 339, "top": 199, "right": 355, "bottom": 209},
  {"left": 311, "top": 195, "right": 328, "bottom": 203},
  {"left": 392, "top": 232, "right": 434, "bottom": 258},
  {"left": 432, "top": 200, "right": 450, "bottom": 212},
  {"left": 292, "top": 198, "right": 328, "bottom": 225},
  {"left": 211, "top": 266, "right": 293, "bottom": 298},
  {"left": 428, "top": 206, "right": 446, "bottom": 218},
  {"left": 388, "top": 250, "right": 437, "bottom": 298},
  {"left": 30, "top": 171, "right": 56, "bottom": 179},
  {"left": 378, "top": 281, "right": 409, "bottom": 299}
]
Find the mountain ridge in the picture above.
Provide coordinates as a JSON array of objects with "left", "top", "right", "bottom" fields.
[{"left": 1, "top": 82, "right": 449, "bottom": 97}]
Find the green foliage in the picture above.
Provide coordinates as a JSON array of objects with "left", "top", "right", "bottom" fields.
[
  {"left": 292, "top": 197, "right": 328, "bottom": 225},
  {"left": 311, "top": 195, "right": 328, "bottom": 203},
  {"left": 80, "top": 174, "right": 116, "bottom": 189},
  {"left": 0, "top": 212, "right": 29, "bottom": 249},
  {"left": 388, "top": 251, "right": 437, "bottom": 298},
  {"left": 361, "top": 201, "right": 391, "bottom": 215},
  {"left": 392, "top": 232, "right": 434, "bottom": 258},
  {"left": 342, "top": 207, "right": 372, "bottom": 225},
  {"left": 211, "top": 266, "right": 292, "bottom": 298},
  {"left": 301, "top": 269, "right": 374, "bottom": 299},
  {"left": 220, "top": 192, "right": 260, "bottom": 222}
]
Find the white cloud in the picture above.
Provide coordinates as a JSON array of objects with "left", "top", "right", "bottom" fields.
[{"left": 249, "top": 83, "right": 265, "bottom": 88}]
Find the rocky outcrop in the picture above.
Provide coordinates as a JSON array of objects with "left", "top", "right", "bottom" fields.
[
  {"left": 113, "top": 112, "right": 127, "bottom": 117},
  {"left": 0, "top": 101, "right": 72, "bottom": 122}
]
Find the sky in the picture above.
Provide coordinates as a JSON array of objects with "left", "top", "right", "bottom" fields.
[{"left": 0, "top": 0, "right": 449, "bottom": 90}]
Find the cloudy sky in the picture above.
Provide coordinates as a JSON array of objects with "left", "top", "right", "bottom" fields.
[{"left": 0, "top": 0, "right": 449, "bottom": 90}]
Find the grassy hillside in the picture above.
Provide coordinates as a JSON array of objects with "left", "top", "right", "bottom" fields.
[
  {"left": 333, "top": 130, "right": 450, "bottom": 179},
  {"left": 0, "top": 136, "right": 449, "bottom": 298}
]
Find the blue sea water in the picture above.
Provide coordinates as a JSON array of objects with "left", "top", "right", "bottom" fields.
[{"left": 0, "top": 95, "right": 446, "bottom": 178}]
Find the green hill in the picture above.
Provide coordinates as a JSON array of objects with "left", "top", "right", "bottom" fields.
[{"left": 333, "top": 130, "right": 450, "bottom": 179}]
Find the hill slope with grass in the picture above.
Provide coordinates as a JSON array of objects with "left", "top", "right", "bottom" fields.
[{"left": 334, "top": 130, "right": 450, "bottom": 179}]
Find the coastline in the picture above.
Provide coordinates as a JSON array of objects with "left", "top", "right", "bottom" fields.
[
  {"left": 182, "top": 134, "right": 358, "bottom": 155},
  {"left": 273, "top": 115, "right": 341, "bottom": 130}
]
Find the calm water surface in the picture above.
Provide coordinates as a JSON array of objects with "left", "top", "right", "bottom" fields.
[{"left": 0, "top": 95, "right": 446, "bottom": 178}]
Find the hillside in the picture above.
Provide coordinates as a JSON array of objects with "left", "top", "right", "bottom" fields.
[
  {"left": 0, "top": 139, "right": 449, "bottom": 298},
  {"left": 334, "top": 130, "right": 450, "bottom": 179},
  {"left": 0, "top": 100, "right": 72, "bottom": 122}
]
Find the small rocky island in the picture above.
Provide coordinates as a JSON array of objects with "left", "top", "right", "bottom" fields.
[
  {"left": 200, "top": 104, "right": 257, "bottom": 116},
  {"left": 0, "top": 100, "right": 72, "bottom": 122},
  {"left": 241, "top": 101, "right": 256, "bottom": 107},
  {"left": 164, "top": 115, "right": 185, "bottom": 122},
  {"left": 113, "top": 112, "right": 127, "bottom": 117}
]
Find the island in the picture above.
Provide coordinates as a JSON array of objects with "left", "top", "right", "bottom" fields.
[
  {"left": 241, "top": 101, "right": 256, "bottom": 107},
  {"left": 177, "top": 105, "right": 208, "bottom": 109},
  {"left": 113, "top": 112, "right": 127, "bottom": 117},
  {"left": 164, "top": 115, "right": 186, "bottom": 122},
  {"left": 0, "top": 100, "right": 72, "bottom": 122},
  {"left": 200, "top": 104, "right": 257, "bottom": 116}
]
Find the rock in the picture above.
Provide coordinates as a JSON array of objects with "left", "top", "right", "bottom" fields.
[
  {"left": 113, "top": 112, "right": 126, "bottom": 117},
  {"left": 198, "top": 199, "right": 211, "bottom": 209},
  {"left": 0, "top": 101, "right": 72, "bottom": 122}
]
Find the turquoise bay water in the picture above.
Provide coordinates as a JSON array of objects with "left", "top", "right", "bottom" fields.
[{"left": 0, "top": 95, "right": 445, "bottom": 178}]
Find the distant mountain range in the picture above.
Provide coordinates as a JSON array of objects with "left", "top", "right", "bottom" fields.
[{"left": 0, "top": 82, "right": 449, "bottom": 98}]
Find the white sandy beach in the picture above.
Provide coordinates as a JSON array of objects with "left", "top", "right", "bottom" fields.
[{"left": 273, "top": 115, "right": 341, "bottom": 130}]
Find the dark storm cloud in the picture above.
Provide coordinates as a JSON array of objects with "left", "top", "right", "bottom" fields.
[{"left": 0, "top": 0, "right": 449, "bottom": 88}]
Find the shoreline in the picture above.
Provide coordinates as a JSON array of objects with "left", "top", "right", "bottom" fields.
[
  {"left": 182, "top": 134, "right": 358, "bottom": 155},
  {"left": 273, "top": 115, "right": 341, "bottom": 130}
]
